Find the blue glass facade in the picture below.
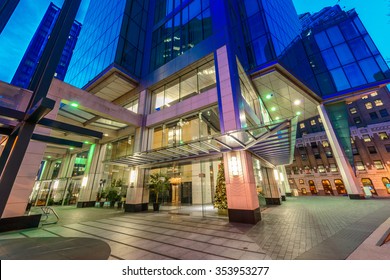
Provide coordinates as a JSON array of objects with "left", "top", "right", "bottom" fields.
[
  {"left": 301, "top": 9, "right": 390, "bottom": 98},
  {"left": 150, "top": 0, "right": 212, "bottom": 70},
  {"left": 65, "top": 0, "right": 150, "bottom": 88},
  {"left": 64, "top": 0, "right": 126, "bottom": 88},
  {"left": 11, "top": 3, "right": 81, "bottom": 89}
]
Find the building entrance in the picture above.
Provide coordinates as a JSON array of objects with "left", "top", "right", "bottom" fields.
[{"left": 146, "top": 157, "right": 225, "bottom": 218}]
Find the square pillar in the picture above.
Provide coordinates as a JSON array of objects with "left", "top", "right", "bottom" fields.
[{"left": 224, "top": 151, "right": 261, "bottom": 224}]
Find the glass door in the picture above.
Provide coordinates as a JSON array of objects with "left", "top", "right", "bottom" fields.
[
  {"left": 34, "top": 180, "right": 52, "bottom": 206},
  {"left": 63, "top": 179, "right": 81, "bottom": 205}
]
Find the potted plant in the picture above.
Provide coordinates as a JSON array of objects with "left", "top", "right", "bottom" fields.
[
  {"left": 98, "top": 190, "right": 107, "bottom": 207},
  {"left": 106, "top": 179, "right": 122, "bottom": 208},
  {"left": 149, "top": 172, "right": 170, "bottom": 211}
]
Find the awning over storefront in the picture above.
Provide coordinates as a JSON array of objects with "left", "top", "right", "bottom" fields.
[{"left": 106, "top": 116, "right": 298, "bottom": 168}]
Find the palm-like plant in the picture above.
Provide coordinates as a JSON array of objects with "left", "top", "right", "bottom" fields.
[{"left": 149, "top": 172, "right": 170, "bottom": 203}]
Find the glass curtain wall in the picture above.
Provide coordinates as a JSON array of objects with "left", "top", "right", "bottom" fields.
[
  {"left": 304, "top": 14, "right": 390, "bottom": 97},
  {"left": 144, "top": 157, "right": 223, "bottom": 217},
  {"left": 151, "top": 0, "right": 212, "bottom": 70},
  {"left": 150, "top": 107, "right": 220, "bottom": 149},
  {"left": 151, "top": 61, "right": 216, "bottom": 112}
]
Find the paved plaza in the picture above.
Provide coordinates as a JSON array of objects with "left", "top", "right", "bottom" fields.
[{"left": 0, "top": 196, "right": 389, "bottom": 260}]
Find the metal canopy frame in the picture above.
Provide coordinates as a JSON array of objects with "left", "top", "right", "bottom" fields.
[{"left": 107, "top": 116, "right": 298, "bottom": 168}]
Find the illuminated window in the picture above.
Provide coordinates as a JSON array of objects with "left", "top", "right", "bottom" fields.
[
  {"left": 322, "top": 140, "right": 329, "bottom": 147},
  {"left": 365, "top": 102, "right": 373, "bottom": 109},
  {"left": 318, "top": 118, "right": 322, "bottom": 123},
  {"left": 361, "top": 95, "right": 368, "bottom": 100},
  {"left": 349, "top": 107, "right": 357, "bottom": 114},
  {"left": 355, "top": 161, "right": 365, "bottom": 171},
  {"left": 350, "top": 137, "right": 355, "bottom": 144},
  {"left": 370, "top": 92, "right": 378, "bottom": 97},
  {"left": 300, "top": 123, "right": 305, "bottom": 129},
  {"left": 330, "top": 163, "right": 338, "bottom": 172},
  {"left": 373, "top": 160, "right": 384, "bottom": 170},
  {"left": 318, "top": 165, "right": 326, "bottom": 173},
  {"left": 304, "top": 166, "right": 311, "bottom": 174},
  {"left": 374, "top": 99, "right": 383, "bottom": 106},
  {"left": 378, "top": 132, "right": 389, "bottom": 140},
  {"left": 310, "top": 120, "right": 316, "bottom": 126},
  {"left": 362, "top": 134, "right": 371, "bottom": 142}
]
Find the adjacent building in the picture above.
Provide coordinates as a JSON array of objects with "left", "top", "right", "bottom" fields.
[
  {"left": 11, "top": 2, "right": 81, "bottom": 89},
  {"left": 1, "top": 1, "right": 390, "bottom": 227},
  {"left": 287, "top": 87, "right": 390, "bottom": 197}
]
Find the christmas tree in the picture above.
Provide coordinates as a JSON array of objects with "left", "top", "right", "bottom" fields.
[{"left": 214, "top": 163, "right": 227, "bottom": 209}]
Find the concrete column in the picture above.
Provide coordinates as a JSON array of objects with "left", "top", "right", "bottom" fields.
[
  {"left": 58, "top": 153, "right": 72, "bottom": 178},
  {"left": 1, "top": 98, "right": 60, "bottom": 219},
  {"left": 77, "top": 144, "right": 101, "bottom": 207},
  {"left": 125, "top": 168, "right": 148, "bottom": 212},
  {"left": 263, "top": 167, "right": 282, "bottom": 205},
  {"left": 224, "top": 150, "right": 261, "bottom": 224},
  {"left": 215, "top": 45, "right": 247, "bottom": 133},
  {"left": 278, "top": 166, "right": 291, "bottom": 198},
  {"left": 318, "top": 104, "right": 361, "bottom": 198}
]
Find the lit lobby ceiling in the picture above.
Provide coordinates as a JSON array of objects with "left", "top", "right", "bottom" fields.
[{"left": 251, "top": 65, "right": 322, "bottom": 122}]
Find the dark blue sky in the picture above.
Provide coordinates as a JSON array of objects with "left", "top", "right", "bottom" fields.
[{"left": 0, "top": 0, "right": 389, "bottom": 83}]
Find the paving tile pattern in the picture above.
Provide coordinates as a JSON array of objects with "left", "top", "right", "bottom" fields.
[
  {"left": 1, "top": 197, "right": 389, "bottom": 260},
  {"left": 247, "top": 196, "right": 390, "bottom": 260}
]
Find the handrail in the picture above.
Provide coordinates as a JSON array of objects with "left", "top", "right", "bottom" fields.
[{"left": 40, "top": 206, "right": 60, "bottom": 225}]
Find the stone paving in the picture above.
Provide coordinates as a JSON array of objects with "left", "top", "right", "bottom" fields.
[{"left": 0, "top": 196, "right": 389, "bottom": 260}]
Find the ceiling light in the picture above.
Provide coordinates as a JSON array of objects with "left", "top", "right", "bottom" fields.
[
  {"left": 296, "top": 111, "right": 302, "bottom": 116},
  {"left": 271, "top": 107, "right": 276, "bottom": 112},
  {"left": 266, "top": 94, "right": 273, "bottom": 99},
  {"left": 293, "top": 100, "right": 301, "bottom": 105},
  {"left": 70, "top": 102, "right": 79, "bottom": 108},
  {"left": 275, "top": 116, "right": 280, "bottom": 120}
]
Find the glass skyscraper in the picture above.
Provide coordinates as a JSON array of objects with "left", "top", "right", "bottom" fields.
[
  {"left": 2, "top": 0, "right": 390, "bottom": 227},
  {"left": 11, "top": 2, "right": 81, "bottom": 89}
]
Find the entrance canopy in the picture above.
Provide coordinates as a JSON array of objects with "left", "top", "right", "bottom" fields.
[{"left": 107, "top": 116, "right": 298, "bottom": 168}]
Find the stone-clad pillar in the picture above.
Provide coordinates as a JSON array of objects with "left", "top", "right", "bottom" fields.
[
  {"left": 125, "top": 89, "right": 149, "bottom": 212},
  {"left": 215, "top": 45, "right": 260, "bottom": 224},
  {"left": 224, "top": 151, "right": 261, "bottom": 224}
]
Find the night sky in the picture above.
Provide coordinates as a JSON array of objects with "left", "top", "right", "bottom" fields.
[{"left": 0, "top": 0, "right": 389, "bottom": 83}]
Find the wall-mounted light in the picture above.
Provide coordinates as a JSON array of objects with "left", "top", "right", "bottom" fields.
[
  {"left": 129, "top": 169, "right": 136, "bottom": 184},
  {"left": 273, "top": 169, "right": 279, "bottom": 181},
  {"left": 81, "top": 176, "right": 88, "bottom": 187},
  {"left": 53, "top": 180, "right": 59, "bottom": 190},
  {"left": 230, "top": 156, "right": 239, "bottom": 176}
]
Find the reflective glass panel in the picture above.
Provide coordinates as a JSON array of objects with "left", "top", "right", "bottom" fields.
[
  {"left": 315, "top": 31, "right": 331, "bottom": 50},
  {"left": 359, "top": 58, "right": 384, "bottom": 82},
  {"left": 326, "top": 26, "right": 344, "bottom": 46},
  {"left": 343, "top": 63, "right": 366, "bottom": 87},
  {"left": 330, "top": 68, "right": 350, "bottom": 91},
  {"left": 349, "top": 37, "right": 371, "bottom": 60},
  {"left": 334, "top": 43, "right": 354, "bottom": 65},
  {"left": 321, "top": 49, "right": 340, "bottom": 69},
  {"left": 339, "top": 20, "right": 359, "bottom": 40}
]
